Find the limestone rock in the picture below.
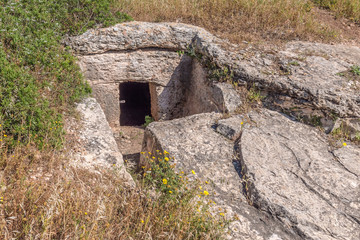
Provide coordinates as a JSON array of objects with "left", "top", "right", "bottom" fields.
[
  {"left": 73, "top": 98, "right": 134, "bottom": 186},
  {"left": 333, "top": 144, "right": 360, "bottom": 178},
  {"left": 63, "top": 22, "right": 360, "bottom": 240},
  {"left": 192, "top": 36, "right": 360, "bottom": 117},
  {"left": 215, "top": 115, "right": 247, "bottom": 140},
  {"left": 142, "top": 113, "right": 301, "bottom": 240},
  {"left": 142, "top": 108, "right": 360, "bottom": 239},
  {"left": 238, "top": 109, "right": 360, "bottom": 239},
  {"left": 213, "top": 82, "right": 242, "bottom": 113},
  {"left": 66, "top": 21, "right": 360, "bottom": 121},
  {"left": 63, "top": 22, "right": 211, "bottom": 54}
]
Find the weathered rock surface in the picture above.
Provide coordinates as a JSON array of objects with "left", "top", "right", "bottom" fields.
[
  {"left": 192, "top": 36, "right": 360, "bottom": 118},
  {"left": 65, "top": 21, "right": 360, "bottom": 118},
  {"left": 213, "top": 82, "right": 242, "bottom": 113},
  {"left": 64, "top": 22, "right": 210, "bottom": 54},
  {"left": 66, "top": 23, "right": 243, "bottom": 126},
  {"left": 332, "top": 118, "right": 360, "bottom": 140},
  {"left": 142, "top": 113, "right": 301, "bottom": 240},
  {"left": 143, "top": 109, "right": 360, "bottom": 239},
  {"left": 215, "top": 115, "right": 246, "bottom": 140},
  {"left": 65, "top": 22, "right": 360, "bottom": 239},
  {"left": 239, "top": 110, "right": 360, "bottom": 240},
  {"left": 71, "top": 98, "right": 134, "bottom": 186}
]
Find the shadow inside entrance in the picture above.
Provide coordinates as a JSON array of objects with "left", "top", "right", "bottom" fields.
[{"left": 120, "top": 82, "right": 151, "bottom": 126}]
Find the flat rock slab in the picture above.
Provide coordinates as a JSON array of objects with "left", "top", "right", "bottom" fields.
[
  {"left": 239, "top": 110, "right": 360, "bottom": 240},
  {"left": 143, "top": 113, "right": 300, "bottom": 240},
  {"left": 73, "top": 98, "right": 134, "bottom": 186}
]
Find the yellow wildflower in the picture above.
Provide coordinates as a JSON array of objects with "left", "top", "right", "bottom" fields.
[
  {"left": 163, "top": 179, "right": 168, "bottom": 184},
  {"left": 164, "top": 150, "right": 169, "bottom": 154},
  {"left": 164, "top": 157, "right": 169, "bottom": 161},
  {"left": 141, "top": 220, "right": 144, "bottom": 223},
  {"left": 343, "top": 142, "right": 347, "bottom": 147},
  {"left": 204, "top": 191, "right": 209, "bottom": 195},
  {"left": 169, "top": 190, "right": 173, "bottom": 193},
  {"left": 192, "top": 170, "right": 196, "bottom": 175},
  {"left": 241, "top": 122, "right": 244, "bottom": 125},
  {"left": 85, "top": 212, "right": 88, "bottom": 215},
  {"left": 220, "top": 212, "right": 225, "bottom": 216}
]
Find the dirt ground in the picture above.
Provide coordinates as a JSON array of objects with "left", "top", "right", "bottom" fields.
[
  {"left": 313, "top": 8, "right": 360, "bottom": 47},
  {"left": 113, "top": 126, "right": 145, "bottom": 168}
]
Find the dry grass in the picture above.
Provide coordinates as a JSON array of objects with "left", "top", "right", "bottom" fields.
[
  {"left": 312, "top": 0, "right": 360, "bottom": 22},
  {"left": 0, "top": 146, "right": 224, "bottom": 239},
  {"left": 115, "top": 0, "right": 338, "bottom": 44}
]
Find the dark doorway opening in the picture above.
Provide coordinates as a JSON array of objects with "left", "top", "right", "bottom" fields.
[{"left": 120, "top": 82, "right": 151, "bottom": 126}]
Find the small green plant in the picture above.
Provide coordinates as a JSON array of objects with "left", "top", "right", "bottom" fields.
[
  {"left": 336, "top": 72, "right": 345, "bottom": 77},
  {"left": 210, "top": 66, "right": 234, "bottom": 83},
  {"left": 247, "top": 84, "right": 265, "bottom": 103},
  {"left": 289, "top": 61, "right": 300, "bottom": 66},
  {"left": 336, "top": 65, "right": 360, "bottom": 86},
  {"left": 331, "top": 121, "right": 360, "bottom": 145},
  {"left": 185, "top": 45, "right": 203, "bottom": 60},
  {"left": 204, "top": 59, "right": 234, "bottom": 83},
  {"left": 354, "top": 132, "right": 360, "bottom": 141},
  {"left": 309, "top": 115, "right": 322, "bottom": 127},
  {"left": 143, "top": 115, "right": 154, "bottom": 127},
  {"left": 177, "top": 50, "right": 185, "bottom": 57},
  {"left": 350, "top": 65, "right": 360, "bottom": 76}
]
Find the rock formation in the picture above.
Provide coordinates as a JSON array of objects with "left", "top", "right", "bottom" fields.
[
  {"left": 66, "top": 22, "right": 360, "bottom": 239},
  {"left": 68, "top": 98, "right": 134, "bottom": 186}
]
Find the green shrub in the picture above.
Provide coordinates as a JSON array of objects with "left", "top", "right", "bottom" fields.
[
  {"left": 0, "top": 0, "right": 132, "bottom": 150},
  {"left": 143, "top": 115, "right": 154, "bottom": 127},
  {"left": 351, "top": 65, "right": 360, "bottom": 76},
  {"left": 141, "top": 151, "right": 226, "bottom": 238}
]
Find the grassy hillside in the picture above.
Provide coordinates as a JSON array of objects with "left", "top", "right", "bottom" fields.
[
  {"left": 0, "top": 0, "right": 131, "bottom": 150},
  {"left": 116, "top": 0, "right": 360, "bottom": 44}
]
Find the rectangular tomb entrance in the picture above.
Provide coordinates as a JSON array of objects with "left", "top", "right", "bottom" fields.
[{"left": 119, "top": 82, "right": 152, "bottom": 126}]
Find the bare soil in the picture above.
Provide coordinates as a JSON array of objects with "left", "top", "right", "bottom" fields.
[
  {"left": 313, "top": 8, "right": 360, "bottom": 47},
  {"left": 113, "top": 125, "right": 145, "bottom": 167}
]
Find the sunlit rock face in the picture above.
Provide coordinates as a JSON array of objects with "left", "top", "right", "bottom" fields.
[{"left": 66, "top": 21, "right": 360, "bottom": 239}]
